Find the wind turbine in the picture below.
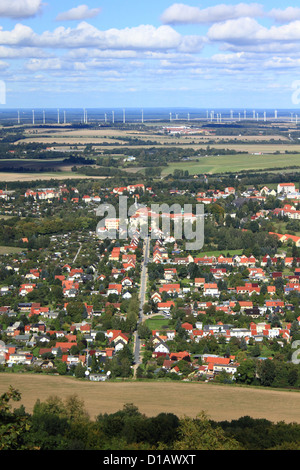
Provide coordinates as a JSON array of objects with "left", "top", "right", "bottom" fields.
[{"left": 83, "top": 108, "right": 88, "bottom": 124}]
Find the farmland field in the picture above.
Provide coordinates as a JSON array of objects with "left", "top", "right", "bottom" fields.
[
  {"left": 14, "top": 126, "right": 295, "bottom": 152},
  {"left": 23, "top": 127, "right": 144, "bottom": 138},
  {"left": 5, "top": 125, "right": 300, "bottom": 179},
  {"left": 0, "top": 246, "right": 26, "bottom": 254},
  {"left": 0, "top": 374, "right": 299, "bottom": 423},
  {"left": 0, "top": 172, "right": 107, "bottom": 182},
  {"left": 0, "top": 158, "right": 111, "bottom": 181},
  {"left": 161, "top": 153, "right": 300, "bottom": 175}
]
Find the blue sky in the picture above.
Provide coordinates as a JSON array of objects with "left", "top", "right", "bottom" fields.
[{"left": 0, "top": 0, "right": 300, "bottom": 109}]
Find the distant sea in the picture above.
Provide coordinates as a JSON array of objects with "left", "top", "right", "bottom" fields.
[{"left": 0, "top": 108, "right": 299, "bottom": 124}]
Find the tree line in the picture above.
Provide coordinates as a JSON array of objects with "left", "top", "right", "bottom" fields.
[{"left": 1, "top": 386, "right": 300, "bottom": 450}]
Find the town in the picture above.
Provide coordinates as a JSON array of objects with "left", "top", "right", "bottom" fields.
[
  {"left": 0, "top": 173, "right": 299, "bottom": 389},
  {"left": 2, "top": 0, "right": 300, "bottom": 453}
]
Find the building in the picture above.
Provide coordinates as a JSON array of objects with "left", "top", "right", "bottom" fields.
[
  {"left": 277, "top": 183, "right": 296, "bottom": 194},
  {"left": 203, "top": 283, "right": 219, "bottom": 297}
]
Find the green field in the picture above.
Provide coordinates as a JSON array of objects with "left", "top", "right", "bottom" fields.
[
  {"left": 271, "top": 221, "right": 300, "bottom": 238},
  {"left": 0, "top": 246, "right": 26, "bottom": 255},
  {"left": 145, "top": 316, "right": 170, "bottom": 330},
  {"left": 162, "top": 153, "right": 300, "bottom": 176},
  {"left": 196, "top": 249, "right": 244, "bottom": 257}
]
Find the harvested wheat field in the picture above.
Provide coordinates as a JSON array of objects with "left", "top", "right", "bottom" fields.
[
  {"left": 0, "top": 374, "right": 299, "bottom": 423},
  {"left": 0, "top": 173, "right": 107, "bottom": 182}
]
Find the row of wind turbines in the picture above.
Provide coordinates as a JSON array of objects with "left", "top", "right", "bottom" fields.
[
  {"left": 17, "top": 108, "right": 130, "bottom": 125},
  {"left": 15, "top": 108, "right": 299, "bottom": 125}
]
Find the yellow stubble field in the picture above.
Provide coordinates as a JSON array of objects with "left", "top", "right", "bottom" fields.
[{"left": 0, "top": 374, "right": 299, "bottom": 423}]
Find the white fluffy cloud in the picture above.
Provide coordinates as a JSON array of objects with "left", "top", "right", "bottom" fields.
[
  {"left": 0, "top": 0, "right": 42, "bottom": 18},
  {"left": 0, "top": 22, "right": 203, "bottom": 53},
  {"left": 56, "top": 5, "right": 102, "bottom": 21},
  {"left": 207, "top": 17, "right": 263, "bottom": 43},
  {"left": 67, "top": 48, "right": 138, "bottom": 60},
  {"left": 268, "top": 7, "right": 300, "bottom": 23},
  {"left": 161, "top": 2, "right": 264, "bottom": 25},
  {"left": 0, "top": 24, "right": 36, "bottom": 46},
  {"left": 207, "top": 18, "right": 300, "bottom": 44},
  {"left": 0, "top": 45, "right": 49, "bottom": 59},
  {"left": 3, "top": 2, "right": 300, "bottom": 100},
  {"left": 26, "top": 58, "right": 62, "bottom": 71}
]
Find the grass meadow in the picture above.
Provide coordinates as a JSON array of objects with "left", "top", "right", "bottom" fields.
[{"left": 161, "top": 153, "right": 300, "bottom": 176}]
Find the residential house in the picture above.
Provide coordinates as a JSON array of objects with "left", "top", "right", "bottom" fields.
[
  {"left": 107, "top": 284, "right": 122, "bottom": 296},
  {"left": 203, "top": 283, "right": 219, "bottom": 297},
  {"left": 277, "top": 183, "right": 296, "bottom": 194},
  {"left": 194, "top": 278, "right": 205, "bottom": 288},
  {"left": 157, "top": 301, "right": 175, "bottom": 311},
  {"left": 164, "top": 268, "right": 177, "bottom": 280},
  {"left": 19, "top": 284, "right": 36, "bottom": 297},
  {"left": 159, "top": 284, "right": 181, "bottom": 295},
  {"left": 236, "top": 283, "right": 260, "bottom": 296}
]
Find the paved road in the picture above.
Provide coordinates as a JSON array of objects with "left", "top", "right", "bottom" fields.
[
  {"left": 73, "top": 243, "right": 82, "bottom": 263},
  {"left": 133, "top": 236, "right": 150, "bottom": 368}
]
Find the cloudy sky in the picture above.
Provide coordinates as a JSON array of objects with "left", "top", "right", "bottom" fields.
[{"left": 0, "top": 0, "right": 300, "bottom": 109}]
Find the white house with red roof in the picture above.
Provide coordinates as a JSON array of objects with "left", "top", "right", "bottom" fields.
[
  {"left": 19, "top": 284, "right": 36, "bottom": 296},
  {"left": 157, "top": 300, "right": 175, "bottom": 311},
  {"left": 277, "top": 183, "right": 296, "bottom": 194},
  {"left": 121, "top": 276, "right": 133, "bottom": 287},
  {"left": 203, "top": 283, "right": 219, "bottom": 297},
  {"left": 107, "top": 284, "right": 122, "bottom": 296},
  {"left": 236, "top": 283, "right": 260, "bottom": 296},
  {"left": 159, "top": 283, "right": 181, "bottom": 295}
]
